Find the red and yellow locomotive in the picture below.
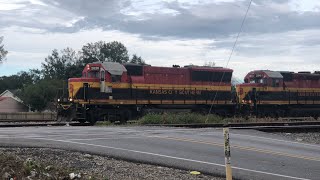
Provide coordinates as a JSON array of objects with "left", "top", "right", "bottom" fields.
[
  {"left": 58, "top": 62, "right": 234, "bottom": 124},
  {"left": 237, "top": 70, "right": 320, "bottom": 118}
]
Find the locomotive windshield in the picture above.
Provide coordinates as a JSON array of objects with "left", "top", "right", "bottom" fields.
[
  {"left": 244, "top": 71, "right": 270, "bottom": 84},
  {"left": 248, "top": 77, "right": 266, "bottom": 84},
  {"left": 88, "top": 71, "right": 99, "bottom": 78},
  {"left": 245, "top": 76, "right": 266, "bottom": 84},
  {"left": 82, "top": 71, "right": 99, "bottom": 78}
]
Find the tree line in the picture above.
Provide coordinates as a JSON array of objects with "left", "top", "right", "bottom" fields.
[{"left": 0, "top": 38, "right": 146, "bottom": 111}]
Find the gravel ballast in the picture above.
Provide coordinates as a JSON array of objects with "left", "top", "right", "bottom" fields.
[
  {"left": 0, "top": 147, "right": 224, "bottom": 180},
  {"left": 275, "top": 132, "right": 320, "bottom": 144}
]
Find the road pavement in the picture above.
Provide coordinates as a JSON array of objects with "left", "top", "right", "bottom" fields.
[{"left": 0, "top": 126, "right": 319, "bottom": 180}]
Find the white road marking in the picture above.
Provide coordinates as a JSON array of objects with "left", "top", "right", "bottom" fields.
[
  {"left": 184, "top": 130, "right": 320, "bottom": 148},
  {"left": 143, "top": 128, "right": 320, "bottom": 148},
  {"left": 27, "top": 137, "right": 310, "bottom": 180},
  {"left": 68, "top": 136, "right": 142, "bottom": 141}
]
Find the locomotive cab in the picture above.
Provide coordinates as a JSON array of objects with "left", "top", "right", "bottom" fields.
[
  {"left": 69, "top": 62, "right": 128, "bottom": 103},
  {"left": 62, "top": 62, "right": 130, "bottom": 123},
  {"left": 236, "top": 70, "right": 284, "bottom": 112}
]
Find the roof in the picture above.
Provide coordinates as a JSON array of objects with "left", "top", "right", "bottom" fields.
[
  {"left": 0, "top": 90, "right": 24, "bottom": 103},
  {"left": 262, "top": 70, "right": 283, "bottom": 78},
  {"left": 97, "top": 62, "right": 127, "bottom": 76}
]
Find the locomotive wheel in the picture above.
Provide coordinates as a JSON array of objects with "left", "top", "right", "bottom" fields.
[
  {"left": 87, "top": 111, "right": 97, "bottom": 125},
  {"left": 120, "top": 110, "right": 132, "bottom": 124},
  {"left": 78, "top": 119, "right": 86, "bottom": 124}
]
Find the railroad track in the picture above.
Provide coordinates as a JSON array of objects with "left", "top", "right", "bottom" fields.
[
  {"left": 1, "top": 118, "right": 320, "bottom": 132},
  {"left": 144, "top": 118, "right": 320, "bottom": 132},
  {"left": 144, "top": 120, "right": 320, "bottom": 128},
  {"left": 0, "top": 119, "right": 54, "bottom": 123},
  {"left": 0, "top": 120, "right": 92, "bottom": 128}
]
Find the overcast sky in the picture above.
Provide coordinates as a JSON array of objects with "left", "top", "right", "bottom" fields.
[{"left": 0, "top": 0, "right": 319, "bottom": 78}]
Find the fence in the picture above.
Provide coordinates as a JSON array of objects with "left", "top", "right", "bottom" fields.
[{"left": 0, "top": 112, "right": 56, "bottom": 121}]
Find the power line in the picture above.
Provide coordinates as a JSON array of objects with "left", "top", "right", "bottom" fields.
[
  {"left": 206, "top": 0, "right": 253, "bottom": 119},
  {"left": 225, "top": 0, "right": 252, "bottom": 68}
]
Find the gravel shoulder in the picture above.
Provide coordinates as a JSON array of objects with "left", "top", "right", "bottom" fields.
[
  {"left": 274, "top": 132, "right": 320, "bottom": 144},
  {"left": 0, "top": 147, "right": 224, "bottom": 180}
]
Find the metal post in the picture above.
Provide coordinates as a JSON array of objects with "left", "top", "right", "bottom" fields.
[{"left": 223, "top": 128, "right": 232, "bottom": 180}]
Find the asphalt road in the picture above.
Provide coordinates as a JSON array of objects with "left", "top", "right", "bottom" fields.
[{"left": 0, "top": 126, "right": 319, "bottom": 180}]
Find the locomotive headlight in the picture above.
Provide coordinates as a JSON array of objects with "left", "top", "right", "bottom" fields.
[{"left": 57, "top": 98, "right": 61, "bottom": 102}]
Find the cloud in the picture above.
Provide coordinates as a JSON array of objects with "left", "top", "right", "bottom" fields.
[
  {"left": 0, "top": 1, "right": 78, "bottom": 31},
  {"left": 0, "top": 28, "right": 217, "bottom": 75},
  {"left": 41, "top": 0, "right": 130, "bottom": 18},
  {"left": 2, "top": 26, "right": 318, "bottom": 78},
  {"left": 2, "top": 0, "right": 320, "bottom": 39},
  {"left": 0, "top": 0, "right": 319, "bottom": 78},
  {"left": 53, "top": 0, "right": 320, "bottom": 39}
]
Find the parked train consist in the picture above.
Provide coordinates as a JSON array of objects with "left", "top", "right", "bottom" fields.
[
  {"left": 57, "top": 62, "right": 320, "bottom": 124},
  {"left": 57, "top": 62, "right": 235, "bottom": 124}
]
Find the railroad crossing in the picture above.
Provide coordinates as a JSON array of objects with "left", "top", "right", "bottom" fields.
[{"left": 0, "top": 126, "right": 319, "bottom": 180}]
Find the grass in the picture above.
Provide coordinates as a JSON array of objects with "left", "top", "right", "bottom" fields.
[
  {"left": 95, "top": 121, "right": 113, "bottom": 126},
  {"left": 138, "top": 112, "right": 226, "bottom": 125},
  {"left": 95, "top": 113, "right": 315, "bottom": 126},
  {"left": 137, "top": 113, "right": 312, "bottom": 125}
]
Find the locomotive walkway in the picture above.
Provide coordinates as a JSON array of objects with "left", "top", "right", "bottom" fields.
[{"left": 0, "top": 126, "right": 319, "bottom": 180}]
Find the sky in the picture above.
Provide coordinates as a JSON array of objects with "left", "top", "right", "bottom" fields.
[{"left": 0, "top": 0, "right": 320, "bottom": 79}]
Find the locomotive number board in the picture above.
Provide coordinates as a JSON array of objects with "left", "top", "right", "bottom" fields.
[{"left": 90, "top": 66, "right": 100, "bottom": 71}]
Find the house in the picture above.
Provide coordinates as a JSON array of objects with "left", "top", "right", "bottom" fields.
[{"left": 0, "top": 90, "right": 29, "bottom": 113}]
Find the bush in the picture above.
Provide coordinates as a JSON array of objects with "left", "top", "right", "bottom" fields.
[
  {"left": 138, "top": 112, "right": 225, "bottom": 124},
  {"left": 95, "top": 121, "right": 113, "bottom": 126}
]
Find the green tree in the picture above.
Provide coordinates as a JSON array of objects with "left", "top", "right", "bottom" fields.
[
  {"left": 20, "top": 79, "right": 62, "bottom": 111},
  {"left": 0, "top": 75, "right": 21, "bottom": 93},
  {"left": 81, "top": 41, "right": 105, "bottom": 64},
  {"left": 28, "top": 69, "right": 42, "bottom": 83},
  {"left": 61, "top": 47, "right": 83, "bottom": 78},
  {"left": 0, "top": 36, "right": 8, "bottom": 63},
  {"left": 102, "top": 41, "right": 129, "bottom": 63},
  {"left": 0, "top": 69, "right": 41, "bottom": 95},
  {"left": 42, "top": 49, "right": 64, "bottom": 79},
  {"left": 42, "top": 48, "right": 81, "bottom": 80},
  {"left": 130, "top": 54, "right": 146, "bottom": 65},
  {"left": 81, "top": 41, "right": 129, "bottom": 63}
]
